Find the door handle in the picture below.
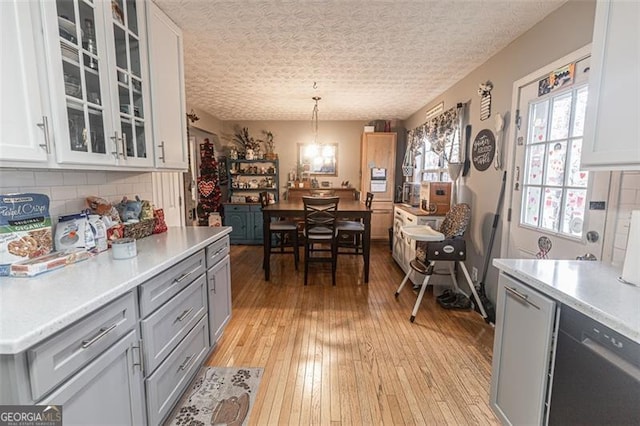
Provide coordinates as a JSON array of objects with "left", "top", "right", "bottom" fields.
[
  {"left": 504, "top": 285, "right": 540, "bottom": 310},
  {"left": 158, "top": 141, "right": 166, "bottom": 163},
  {"left": 81, "top": 323, "right": 117, "bottom": 348},
  {"left": 176, "top": 307, "right": 194, "bottom": 322},
  {"left": 36, "top": 116, "right": 51, "bottom": 153}
]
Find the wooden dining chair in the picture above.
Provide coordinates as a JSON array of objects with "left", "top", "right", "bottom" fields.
[
  {"left": 260, "top": 191, "right": 299, "bottom": 271},
  {"left": 302, "top": 196, "right": 340, "bottom": 285},
  {"left": 335, "top": 192, "right": 373, "bottom": 255}
]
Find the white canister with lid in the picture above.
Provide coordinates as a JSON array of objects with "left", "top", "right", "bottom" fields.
[{"left": 111, "top": 238, "right": 137, "bottom": 259}]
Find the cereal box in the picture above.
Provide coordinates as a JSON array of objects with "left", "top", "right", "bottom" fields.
[{"left": 0, "top": 193, "right": 53, "bottom": 276}]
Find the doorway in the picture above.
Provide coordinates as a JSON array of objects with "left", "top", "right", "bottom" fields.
[{"left": 502, "top": 45, "right": 611, "bottom": 260}]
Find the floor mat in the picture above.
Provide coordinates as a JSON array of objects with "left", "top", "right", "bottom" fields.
[{"left": 164, "top": 366, "right": 263, "bottom": 426}]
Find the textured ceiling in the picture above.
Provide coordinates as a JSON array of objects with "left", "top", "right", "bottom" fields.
[{"left": 155, "top": 0, "right": 566, "bottom": 121}]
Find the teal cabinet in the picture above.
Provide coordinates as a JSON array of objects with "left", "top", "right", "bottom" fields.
[{"left": 223, "top": 204, "right": 263, "bottom": 244}]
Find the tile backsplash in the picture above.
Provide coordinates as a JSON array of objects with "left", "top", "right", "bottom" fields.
[
  {"left": 0, "top": 169, "right": 154, "bottom": 224},
  {"left": 612, "top": 171, "right": 640, "bottom": 266}
]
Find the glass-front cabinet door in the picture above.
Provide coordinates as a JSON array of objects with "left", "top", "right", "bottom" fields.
[
  {"left": 103, "top": 0, "right": 152, "bottom": 167},
  {"left": 40, "top": 0, "right": 152, "bottom": 168}
]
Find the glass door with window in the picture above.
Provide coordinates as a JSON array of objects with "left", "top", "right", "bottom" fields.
[{"left": 505, "top": 55, "right": 609, "bottom": 260}]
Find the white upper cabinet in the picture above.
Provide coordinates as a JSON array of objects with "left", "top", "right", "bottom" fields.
[
  {"left": 39, "top": 0, "right": 153, "bottom": 169},
  {"left": 147, "top": 1, "right": 188, "bottom": 170},
  {"left": 581, "top": 0, "right": 640, "bottom": 170},
  {"left": 0, "top": 1, "right": 49, "bottom": 163}
]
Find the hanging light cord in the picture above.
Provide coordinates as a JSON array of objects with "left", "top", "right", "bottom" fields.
[{"left": 312, "top": 96, "right": 321, "bottom": 144}]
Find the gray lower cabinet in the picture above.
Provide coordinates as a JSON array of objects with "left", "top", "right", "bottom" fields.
[
  {"left": 205, "top": 236, "right": 232, "bottom": 345},
  {"left": 0, "top": 291, "right": 144, "bottom": 426},
  {"left": 490, "top": 272, "right": 558, "bottom": 426},
  {"left": 208, "top": 254, "right": 231, "bottom": 344},
  {"left": 140, "top": 274, "right": 207, "bottom": 374},
  {"left": 40, "top": 329, "right": 145, "bottom": 426},
  {"left": 145, "top": 315, "right": 210, "bottom": 426},
  {"left": 0, "top": 234, "right": 232, "bottom": 426}
]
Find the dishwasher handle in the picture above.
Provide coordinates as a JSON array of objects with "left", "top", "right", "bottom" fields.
[{"left": 582, "top": 337, "right": 640, "bottom": 382}]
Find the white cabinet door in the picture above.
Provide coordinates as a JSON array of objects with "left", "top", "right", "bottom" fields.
[
  {"left": 147, "top": 1, "right": 188, "bottom": 170},
  {"left": 581, "top": 0, "right": 640, "bottom": 170},
  {"left": 207, "top": 254, "right": 231, "bottom": 344},
  {"left": 490, "top": 272, "right": 557, "bottom": 426},
  {"left": 40, "top": 330, "right": 145, "bottom": 426},
  {"left": 1, "top": 1, "right": 49, "bottom": 163},
  {"left": 39, "top": 0, "right": 153, "bottom": 168}
]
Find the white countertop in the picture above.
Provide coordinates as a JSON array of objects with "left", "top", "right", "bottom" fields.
[
  {"left": 493, "top": 259, "right": 640, "bottom": 343},
  {"left": 0, "top": 226, "right": 231, "bottom": 354}
]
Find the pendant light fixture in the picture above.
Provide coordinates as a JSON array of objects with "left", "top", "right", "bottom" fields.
[{"left": 311, "top": 96, "right": 321, "bottom": 144}]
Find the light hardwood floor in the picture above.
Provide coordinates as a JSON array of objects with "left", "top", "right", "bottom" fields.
[{"left": 206, "top": 243, "right": 498, "bottom": 425}]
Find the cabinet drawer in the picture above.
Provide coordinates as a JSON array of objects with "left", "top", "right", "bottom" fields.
[
  {"left": 28, "top": 292, "right": 137, "bottom": 401},
  {"left": 139, "top": 250, "right": 205, "bottom": 317},
  {"left": 205, "top": 236, "right": 230, "bottom": 269},
  {"left": 145, "top": 315, "right": 209, "bottom": 426},
  {"left": 224, "top": 204, "right": 251, "bottom": 213},
  {"left": 141, "top": 275, "right": 207, "bottom": 374}
]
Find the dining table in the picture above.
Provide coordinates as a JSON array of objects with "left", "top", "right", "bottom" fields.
[{"left": 262, "top": 199, "right": 372, "bottom": 282}]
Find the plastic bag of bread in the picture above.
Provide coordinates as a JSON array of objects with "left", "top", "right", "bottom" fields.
[{"left": 86, "top": 196, "right": 120, "bottom": 223}]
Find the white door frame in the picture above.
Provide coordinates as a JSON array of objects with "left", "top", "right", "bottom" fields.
[{"left": 500, "top": 44, "right": 597, "bottom": 258}]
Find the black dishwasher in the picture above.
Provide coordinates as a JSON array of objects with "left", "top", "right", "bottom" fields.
[{"left": 548, "top": 304, "right": 640, "bottom": 425}]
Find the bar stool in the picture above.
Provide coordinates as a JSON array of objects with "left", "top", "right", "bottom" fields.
[
  {"left": 394, "top": 203, "right": 488, "bottom": 322},
  {"left": 260, "top": 191, "right": 299, "bottom": 271},
  {"left": 336, "top": 192, "right": 373, "bottom": 255},
  {"left": 302, "top": 196, "right": 340, "bottom": 285}
]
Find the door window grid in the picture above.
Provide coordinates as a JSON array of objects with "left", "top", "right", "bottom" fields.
[{"left": 521, "top": 84, "right": 589, "bottom": 238}]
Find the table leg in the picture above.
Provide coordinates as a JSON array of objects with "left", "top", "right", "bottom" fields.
[
  {"left": 263, "top": 210, "right": 270, "bottom": 281},
  {"left": 363, "top": 213, "right": 371, "bottom": 283}
]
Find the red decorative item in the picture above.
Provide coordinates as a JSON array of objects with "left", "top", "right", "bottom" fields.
[
  {"left": 198, "top": 180, "right": 215, "bottom": 197},
  {"left": 153, "top": 209, "right": 168, "bottom": 234}
]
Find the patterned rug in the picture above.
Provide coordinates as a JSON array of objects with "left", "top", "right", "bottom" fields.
[{"left": 165, "top": 366, "right": 263, "bottom": 426}]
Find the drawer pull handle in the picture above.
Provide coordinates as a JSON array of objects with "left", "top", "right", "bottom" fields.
[
  {"left": 81, "top": 324, "right": 117, "bottom": 348},
  {"left": 213, "top": 247, "right": 226, "bottom": 256},
  {"left": 176, "top": 307, "right": 194, "bottom": 322},
  {"left": 174, "top": 267, "right": 198, "bottom": 284},
  {"left": 179, "top": 354, "right": 195, "bottom": 371},
  {"left": 505, "top": 286, "right": 540, "bottom": 310}
]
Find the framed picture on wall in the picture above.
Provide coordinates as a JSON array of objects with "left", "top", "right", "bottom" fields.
[{"left": 297, "top": 143, "right": 338, "bottom": 176}]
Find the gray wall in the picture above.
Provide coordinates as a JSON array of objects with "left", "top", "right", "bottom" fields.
[{"left": 404, "top": 0, "right": 596, "bottom": 303}]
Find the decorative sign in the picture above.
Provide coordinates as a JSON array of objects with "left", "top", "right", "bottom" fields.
[
  {"left": 425, "top": 102, "right": 444, "bottom": 121},
  {"left": 477, "top": 81, "right": 493, "bottom": 121},
  {"left": 538, "top": 63, "right": 575, "bottom": 96},
  {"left": 471, "top": 129, "right": 496, "bottom": 171}
]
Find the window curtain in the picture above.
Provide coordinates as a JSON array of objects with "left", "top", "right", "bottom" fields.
[{"left": 407, "top": 103, "right": 466, "bottom": 162}]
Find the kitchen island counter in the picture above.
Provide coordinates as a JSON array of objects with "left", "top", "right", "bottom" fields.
[
  {"left": 493, "top": 258, "right": 640, "bottom": 343},
  {"left": 0, "top": 227, "right": 231, "bottom": 354}
]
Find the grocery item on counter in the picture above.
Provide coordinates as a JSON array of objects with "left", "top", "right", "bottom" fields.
[
  {"left": 153, "top": 209, "right": 168, "bottom": 234},
  {"left": 0, "top": 193, "right": 53, "bottom": 276},
  {"left": 115, "top": 196, "right": 142, "bottom": 222},
  {"left": 86, "top": 195, "right": 120, "bottom": 223},
  {"left": 88, "top": 215, "right": 108, "bottom": 252},
  {"left": 10, "top": 248, "right": 92, "bottom": 277},
  {"left": 55, "top": 213, "right": 95, "bottom": 251},
  {"left": 139, "top": 198, "right": 154, "bottom": 221}
]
